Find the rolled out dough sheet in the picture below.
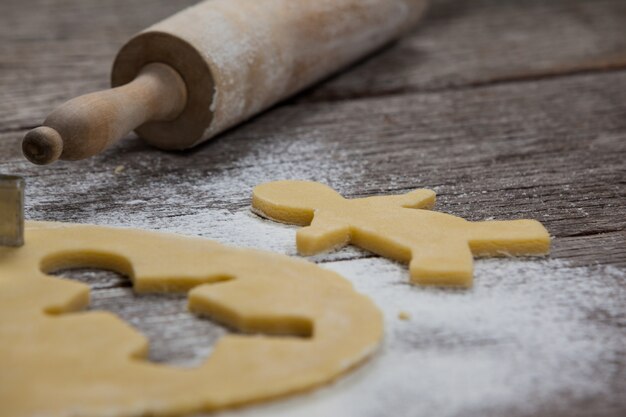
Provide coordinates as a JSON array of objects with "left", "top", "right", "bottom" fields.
[{"left": 0, "top": 221, "right": 382, "bottom": 417}]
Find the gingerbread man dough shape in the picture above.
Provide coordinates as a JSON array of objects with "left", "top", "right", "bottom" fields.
[
  {"left": 0, "top": 221, "right": 382, "bottom": 417},
  {"left": 252, "top": 181, "right": 551, "bottom": 287}
]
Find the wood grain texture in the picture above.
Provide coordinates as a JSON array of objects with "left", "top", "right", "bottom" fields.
[
  {"left": 0, "top": 0, "right": 198, "bottom": 131},
  {"left": 2, "top": 70, "right": 624, "bottom": 242},
  {"left": 1, "top": 0, "right": 625, "bottom": 416},
  {"left": 303, "top": 0, "right": 626, "bottom": 101},
  {"left": 3, "top": 0, "right": 626, "bottom": 128}
]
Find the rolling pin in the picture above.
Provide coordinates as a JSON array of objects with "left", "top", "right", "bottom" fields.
[{"left": 23, "top": 0, "right": 428, "bottom": 165}]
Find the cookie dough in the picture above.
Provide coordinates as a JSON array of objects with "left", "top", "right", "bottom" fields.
[
  {"left": 252, "top": 181, "right": 551, "bottom": 287},
  {"left": 0, "top": 221, "right": 382, "bottom": 417}
]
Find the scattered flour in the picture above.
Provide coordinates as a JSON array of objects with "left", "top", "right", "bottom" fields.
[
  {"left": 218, "top": 256, "right": 626, "bottom": 417},
  {"left": 5, "top": 133, "right": 624, "bottom": 416},
  {"left": 28, "top": 196, "right": 623, "bottom": 416}
]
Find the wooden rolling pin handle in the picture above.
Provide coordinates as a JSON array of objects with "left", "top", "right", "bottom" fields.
[{"left": 22, "top": 63, "right": 187, "bottom": 165}]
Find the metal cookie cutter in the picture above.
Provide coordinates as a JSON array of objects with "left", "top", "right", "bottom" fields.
[{"left": 0, "top": 175, "right": 25, "bottom": 247}]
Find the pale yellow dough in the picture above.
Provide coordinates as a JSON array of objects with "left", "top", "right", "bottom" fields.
[
  {"left": 0, "top": 221, "right": 382, "bottom": 417},
  {"left": 252, "top": 181, "right": 551, "bottom": 287}
]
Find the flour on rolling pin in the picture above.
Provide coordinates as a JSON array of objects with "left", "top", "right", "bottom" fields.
[{"left": 23, "top": 0, "right": 428, "bottom": 165}]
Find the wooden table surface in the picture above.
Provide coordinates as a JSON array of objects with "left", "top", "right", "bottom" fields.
[{"left": 1, "top": 1, "right": 625, "bottom": 416}]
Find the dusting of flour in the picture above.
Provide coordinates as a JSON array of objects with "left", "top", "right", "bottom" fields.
[
  {"left": 218, "top": 254, "right": 626, "bottom": 417},
  {"left": 6, "top": 133, "right": 624, "bottom": 416}
]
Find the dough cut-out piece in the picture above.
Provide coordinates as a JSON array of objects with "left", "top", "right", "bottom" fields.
[
  {"left": 0, "top": 221, "right": 382, "bottom": 417},
  {"left": 252, "top": 181, "right": 551, "bottom": 287}
]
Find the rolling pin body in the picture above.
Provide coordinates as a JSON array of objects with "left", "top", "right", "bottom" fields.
[{"left": 24, "top": 0, "right": 428, "bottom": 164}]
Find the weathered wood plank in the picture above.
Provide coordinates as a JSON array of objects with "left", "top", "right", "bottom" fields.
[
  {"left": 552, "top": 231, "right": 626, "bottom": 268},
  {"left": 2, "top": 0, "right": 626, "bottom": 130},
  {"left": 2, "top": 70, "right": 624, "bottom": 257},
  {"left": 0, "top": 0, "right": 197, "bottom": 131},
  {"left": 304, "top": 0, "right": 626, "bottom": 100}
]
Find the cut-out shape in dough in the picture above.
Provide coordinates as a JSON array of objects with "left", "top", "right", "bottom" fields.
[
  {"left": 252, "top": 181, "right": 551, "bottom": 287},
  {"left": 0, "top": 221, "right": 382, "bottom": 417}
]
